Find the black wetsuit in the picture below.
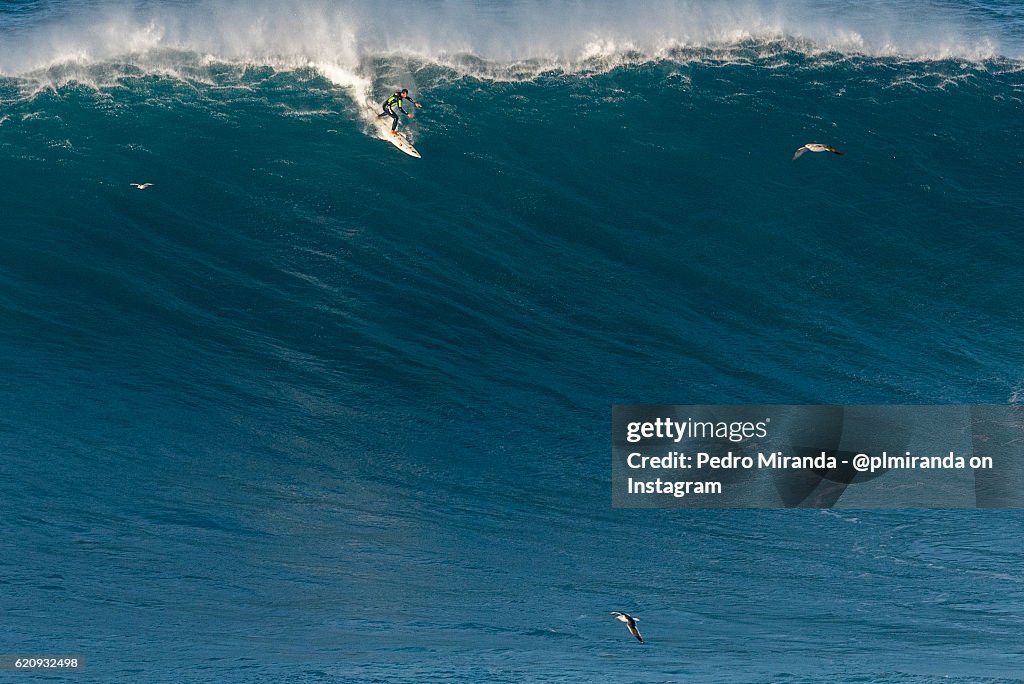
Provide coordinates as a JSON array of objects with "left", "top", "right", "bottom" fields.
[{"left": 378, "top": 92, "right": 416, "bottom": 131}]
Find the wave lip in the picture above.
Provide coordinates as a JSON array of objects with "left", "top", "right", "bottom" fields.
[{"left": 1, "top": 0, "right": 1020, "bottom": 80}]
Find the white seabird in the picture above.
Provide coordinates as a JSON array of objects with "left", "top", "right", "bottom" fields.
[
  {"left": 793, "top": 143, "right": 843, "bottom": 160},
  {"left": 611, "top": 611, "right": 643, "bottom": 643},
  {"left": 130, "top": 183, "right": 154, "bottom": 190}
]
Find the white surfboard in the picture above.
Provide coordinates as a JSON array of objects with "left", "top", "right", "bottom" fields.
[{"left": 367, "top": 105, "right": 421, "bottom": 158}]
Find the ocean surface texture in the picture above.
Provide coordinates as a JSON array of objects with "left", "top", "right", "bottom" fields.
[{"left": 2, "top": 1, "right": 1023, "bottom": 682}]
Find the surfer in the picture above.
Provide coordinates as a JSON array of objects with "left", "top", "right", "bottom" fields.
[{"left": 378, "top": 88, "right": 422, "bottom": 134}]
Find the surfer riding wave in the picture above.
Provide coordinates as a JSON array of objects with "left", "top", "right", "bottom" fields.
[{"left": 378, "top": 88, "right": 422, "bottom": 134}]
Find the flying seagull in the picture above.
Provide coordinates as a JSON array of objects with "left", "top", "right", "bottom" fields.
[
  {"left": 130, "top": 183, "right": 154, "bottom": 190},
  {"left": 793, "top": 143, "right": 843, "bottom": 160},
  {"left": 611, "top": 612, "right": 643, "bottom": 643}
]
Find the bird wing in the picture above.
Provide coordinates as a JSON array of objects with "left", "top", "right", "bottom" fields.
[
  {"left": 628, "top": 623, "right": 644, "bottom": 643},
  {"left": 792, "top": 146, "right": 807, "bottom": 160},
  {"left": 826, "top": 147, "right": 843, "bottom": 155}
]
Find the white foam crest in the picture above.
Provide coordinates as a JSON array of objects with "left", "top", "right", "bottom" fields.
[
  {"left": 0, "top": 0, "right": 1019, "bottom": 92},
  {"left": 0, "top": 0, "right": 1017, "bottom": 80}
]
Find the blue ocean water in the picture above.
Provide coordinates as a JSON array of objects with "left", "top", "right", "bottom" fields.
[{"left": 1, "top": 1, "right": 1023, "bottom": 682}]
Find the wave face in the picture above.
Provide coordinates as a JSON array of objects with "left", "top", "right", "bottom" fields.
[{"left": 2, "top": 2, "right": 1024, "bottom": 683}]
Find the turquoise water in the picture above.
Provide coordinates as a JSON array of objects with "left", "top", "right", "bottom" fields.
[{"left": 1, "top": 1, "right": 1023, "bottom": 681}]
